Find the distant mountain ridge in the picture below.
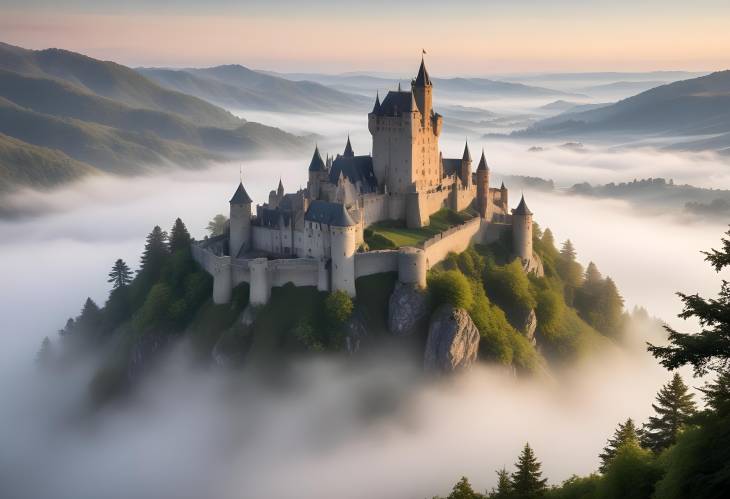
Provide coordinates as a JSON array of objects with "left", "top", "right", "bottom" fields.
[
  {"left": 0, "top": 42, "right": 310, "bottom": 195},
  {"left": 138, "top": 65, "right": 370, "bottom": 112},
  {"left": 513, "top": 70, "right": 730, "bottom": 153}
]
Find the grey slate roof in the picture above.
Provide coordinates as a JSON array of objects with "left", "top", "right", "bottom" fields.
[
  {"left": 477, "top": 150, "right": 489, "bottom": 171},
  {"left": 259, "top": 207, "right": 292, "bottom": 227},
  {"left": 462, "top": 142, "right": 472, "bottom": 162},
  {"left": 230, "top": 182, "right": 252, "bottom": 204},
  {"left": 414, "top": 57, "right": 431, "bottom": 86},
  {"left": 305, "top": 200, "right": 356, "bottom": 227},
  {"left": 513, "top": 195, "right": 533, "bottom": 216},
  {"left": 371, "top": 92, "right": 381, "bottom": 113},
  {"left": 308, "top": 146, "right": 326, "bottom": 172},
  {"left": 442, "top": 158, "right": 462, "bottom": 177},
  {"left": 329, "top": 155, "right": 378, "bottom": 193},
  {"left": 343, "top": 136, "right": 354, "bottom": 157},
  {"left": 377, "top": 90, "right": 415, "bottom": 116}
]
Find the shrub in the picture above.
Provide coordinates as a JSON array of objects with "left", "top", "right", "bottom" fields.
[
  {"left": 428, "top": 270, "right": 473, "bottom": 310},
  {"left": 324, "top": 290, "right": 354, "bottom": 326}
]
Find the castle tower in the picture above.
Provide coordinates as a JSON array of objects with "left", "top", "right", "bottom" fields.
[
  {"left": 512, "top": 195, "right": 533, "bottom": 261},
  {"left": 307, "top": 145, "right": 327, "bottom": 200},
  {"left": 229, "top": 181, "right": 252, "bottom": 258},
  {"left": 277, "top": 178, "right": 284, "bottom": 200},
  {"left": 460, "top": 140, "right": 472, "bottom": 187},
  {"left": 343, "top": 135, "right": 354, "bottom": 157},
  {"left": 330, "top": 204, "right": 358, "bottom": 297},
  {"left": 412, "top": 56, "right": 432, "bottom": 127},
  {"left": 500, "top": 182, "right": 509, "bottom": 212},
  {"left": 476, "top": 149, "right": 490, "bottom": 218}
]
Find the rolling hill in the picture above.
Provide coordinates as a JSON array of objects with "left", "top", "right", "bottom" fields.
[
  {"left": 514, "top": 70, "right": 730, "bottom": 149},
  {"left": 0, "top": 42, "right": 241, "bottom": 128},
  {"left": 138, "top": 65, "right": 369, "bottom": 112}
]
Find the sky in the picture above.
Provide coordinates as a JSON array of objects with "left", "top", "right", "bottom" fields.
[{"left": 2, "top": 0, "right": 730, "bottom": 74}]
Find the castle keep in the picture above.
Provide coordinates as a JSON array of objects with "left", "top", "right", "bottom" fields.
[{"left": 192, "top": 58, "right": 539, "bottom": 304}]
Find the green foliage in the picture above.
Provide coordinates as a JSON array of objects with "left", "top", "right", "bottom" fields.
[
  {"left": 489, "top": 468, "right": 514, "bottom": 499},
  {"left": 325, "top": 290, "right": 354, "bottom": 326},
  {"left": 206, "top": 214, "right": 228, "bottom": 237},
  {"left": 169, "top": 217, "right": 192, "bottom": 253},
  {"left": 641, "top": 373, "right": 697, "bottom": 453},
  {"left": 354, "top": 272, "right": 398, "bottom": 335},
  {"left": 556, "top": 240, "right": 583, "bottom": 305},
  {"left": 573, "top": 262, "right": 625, "bottom": 338},
  {"left": 441, "top": 477, "right": 485, "bottom": 499},
  {"left": 535, "top": 287, "right": 565, "bottom": 335},
  {"left": 365, "top": 208, "right": 474, "bottom": 248},
  {"left": 107, "top": 258, "right": 132, "bottom": 289},
  {"left": 545, "top": 475, "right": 600, "bottom": 499},
  {"left": 293, "top": 320, "right": 325, "bottom": 352},
  {"left": 599, "top": 419, "right": 642, "bottom": 473},
  {"left": 511, "top": 442, "right": 548, "bottom": 499},
  {"left": 596, "top": 442, "right": 661, "bottom": 499},
  {"left": 485, "top": 258, "right": 537, "bottom": 321},
  {"left": 138, "top": 225, "right": 169, "bottom": 286},
  {"left": 649, "top": 228, "right": 730, "bottom": 376},
  {"left": 428, "top": 270, "right": 474, "bottom": 310},
  {"left": 363, "top": 228, "right": 396, "bottom": 250},
  {"left": 134, "top": 282, "right": 173, "bottom": 331}
]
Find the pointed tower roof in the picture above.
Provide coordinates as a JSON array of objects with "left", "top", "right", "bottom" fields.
[
  {"left": 371, "top": 92, "right": 381, "bottom": 113},
  {"left": 343, "top": 135, "right": 354, "bottom": 157},
  {"left": 308, "top": 145, "right": 326, "bottom": 172},
  {"left": 500, "top": 181, "right": 507, "bottom": 190},
  {"left": 277, "top": 178, "right": 284, "bottom": 193},
  {"left": 477, "top": 149, "right": 489, "bottom": 171},
  {"left": 230, "top": 182, "right": 252, "bottom": 204},
  {"left": 513, "top": 195, "right": 533, "bottom": 216},
  {"left": 462, "top": 141, "right": 472, "bottom": 162},
  {"left": 414, "top": 56, "right": 431, "bottom": 86}
]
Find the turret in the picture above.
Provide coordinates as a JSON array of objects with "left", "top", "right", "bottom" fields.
[
  {"left": 412, "top": 56, "right": 432, "bottom": 127},
  {"left": 460, "top": 140, "right": 472, "bottom": 187},
  {"left": 277, "top": 178, "right": 284, "bottom": 199},
  {"left": 512, "top": 195, "right": 533, "bottom": 261},
  {"left": 500, "top": 181, "right": 509, "bottom": 212},
  {"left": 329, "top": 204, "right": 357, "bottom": 297},
  {"left": 476, "top": 149, "right": 490, "bottom": 218},
  {"left": 229, "top": 181, "right": 252, "bottom": 258},
  {"left": 343, "top": 135, "right": 354, "bottom": 157},
  {"left": 307, "top": 145, "right": 326, "bottom": 200}
]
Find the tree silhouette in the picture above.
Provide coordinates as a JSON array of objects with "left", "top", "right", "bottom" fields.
[
  {"left": 139, "top": 225, "right": 169, "bottom": 278},
  {"left": 649, "top": 228, "right": 730, "bottom": 375},
  {"left": 107, "top": 258, "right": 132, "bottom": 289},
  {"left": 206, "top": 214, "right": 228, "bottom": 236},
  {"left": 511, "top": 443, "right": 547, "bottom": 499},
  {"left": 641, "top": 373, "right": 697, "bottom": 452},
  {"left": 169, "top": 218, "right": 191, "bottom": 253},
  {"left": 489, "top": 467, "right": 514, "bottom": 499},
  {"left": 599, "top": 418, "right": 641, "bottom": 472}
]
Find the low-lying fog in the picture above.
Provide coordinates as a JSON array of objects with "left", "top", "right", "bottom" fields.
[{"left": 1, "top": 107, "right": 728, "bottom": 498}]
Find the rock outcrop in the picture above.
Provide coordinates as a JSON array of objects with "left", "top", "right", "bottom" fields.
[
  {"left": 519, "top": 308, "right": 538, "bottom": 345},
  {"left": 344, "top": 308, "right": 368, "bottom": 354},
  {"left": 388, "top": 282, "right": 429, "bottom": 336},
  {"left": 424, "top": 305, "right": 480, "bottom": 372}
]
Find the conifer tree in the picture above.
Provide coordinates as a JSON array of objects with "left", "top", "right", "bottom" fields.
[
  {"left": 511, "top": 443, "right": 547, "bottom": 499},
  {"left": 36, "top": 336, "right": 53, "bottom": 366},
  {"left": 598, "top": 418, "right": 641, "bottom": 472},
  {"left": 557, "top": 240, "right": 583, "bottom": 304},
  {"left": 139, "top": 225, "right": 169, "bottom": 278},
  {"left": 699, "top": 369, "right": 730, "bottom": 413},
  {"left": 169, "top": 217, "right": 191, "bottom": 253},
  {"left": 107, "top": 258, "right": 132, "bottom": 289},
  {"left": 489, "top": 468, "right": 514, "bottom": 499},
  {"left": 584, "top": 262, "right": 602, "bottom": 285},
  {"left": 542, "top": 229, "right": 555, "bottom": 251},
  {"left": 560, "top": 240, "right": 577, "bottom": 261},
  {"left": 446, "top": 477, "right": 483, "bottom": 499},
  {"left": 641, "top": 373, "right": 697, "bottom": 453}
]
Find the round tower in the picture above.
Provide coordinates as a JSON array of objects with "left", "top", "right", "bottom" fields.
[
  {"left": 398, "top": 247, "right": 427, "bottom": 288},
  {"left": 512, "top": 195, "right": 533, "bottom": 261},
  {"left": 500, "top": 182, "right": 509, "bottom": 212},
  {"left": 476, "top": 149, "right": 490, "bottom": 218},
  {"left": 330, "top": 204, "right": 357, "bottom": 297},
  {"left": 460, "top": 140, "right": 472, "bottom": 187},
  {"left": 229, "top": 181, "right": 252, "bottom": 258}
]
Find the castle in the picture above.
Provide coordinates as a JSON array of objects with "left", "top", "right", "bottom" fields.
[{"left": 192, "top": 57, "right": 538, "bottom": 305}]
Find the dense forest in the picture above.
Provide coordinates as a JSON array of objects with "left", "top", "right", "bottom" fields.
[{"left": 430, "top": 230, "right": 730, "bottom": 499}]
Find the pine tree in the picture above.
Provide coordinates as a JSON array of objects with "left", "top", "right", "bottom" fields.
[
  {"left": 169, "top": 218, "right": 191, "bottom": 253},
  {"left": 584, "top": 262, "right": 602, "bottom": 285},
  {"left": 139, "top": 225, "right": 169, "bottom": 278},
  {"left": 107, "top": 258, "right": 132, "bottom": 289},
  {"left": 489, "top": 468, "right": 514, "bottom": 499},
  {"left": 446, "top": 477, "right": 483, "bottom": 499},
  {"left": 597, "top": 277, "right": 625, "bottom": 337},
  {"left": 641, "top": 373, "right": 697, "bottom": 452},
  {"left": 206, "top": 214, "right": 228, "bottom": 236},
  {"left": 542, "top": 229, "right": 556, "bottom": 251},
  {"left": 699, "top": 369, "right": 730, "bottom": 413},
  {"left": 511, "top": 443, "right": 547, "bottom": 499},
  {"left": 599, "top": 418, "right": 641, "bottom": 472},
  {"left": 36, "top": 336, "right": 53, "bottom": 366},
  {"left": 560, "top": 240, "right": 577, "bottom": 261}
]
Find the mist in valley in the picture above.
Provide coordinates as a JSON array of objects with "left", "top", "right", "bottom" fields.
[{"left": 2, "top": 98, "right": 729, "bottom": 498}]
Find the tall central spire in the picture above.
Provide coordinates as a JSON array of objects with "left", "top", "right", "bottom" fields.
[{"left": 414, "top": 55, "right": 431, "bottom": 87}]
